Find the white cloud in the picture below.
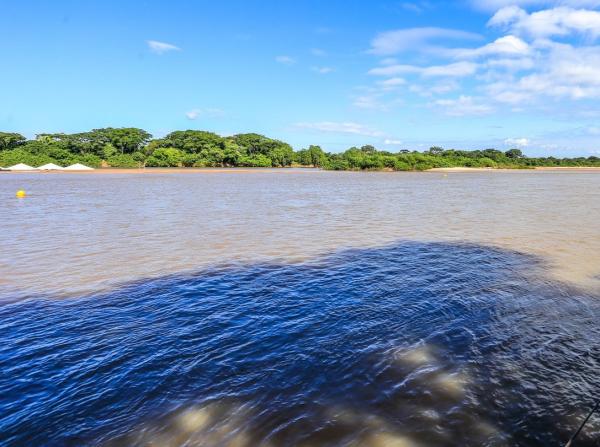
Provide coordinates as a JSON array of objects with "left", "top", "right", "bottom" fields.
[
  {"left": 293, "top": 121, "right": 384, "bottom": 136},
  {"left": 311, "top": 48, "right": 327, "bottom": 56},
  {"left": 424, "top": 61, "right": 479, "bottom": 76},
  {"left": 147, "top": 40, "right": 181, "bottom": 54},
  {"left": 369, "top": 27, "right": 481, "bottom": 55},
  {"left": 186, "top": 110, "right": 200, "bottom": 120},
  {"left": 185, "top": 108, "right": 225, "bottom": 120},
  {"left": 368, "top": 64, "right": 420, "bottom": 76},
  {"left": 384, "top": 138, "right": 403, "bottom": 145},
  {"left": 433, "top": 95, "right": 494, "bottom": 116},
  {"left": 451, "top": 35, "right": 531, "bottom": 58},
  {"left": 376, "top": 77, "right": 407, "bottom": 89},
  {"left": 471, "top": 0, "right": 600, "bottom": 12},
  {"left": 369, "top": 61, "right": 479, "bottom": 77},
  {"left": 359, "top": 2, "right": 600, "bottom": 126},
  {"left": 486, "top": 42, "right": 600, "bottom": 103},
  {"left": 311, "top": 66, "right": 334, "bottom": 74},
  {"left": 504, "top": 137, "right": 530, "bottom": 146},
  {"left": 489, "top": 6, "right": 600, "bottom": 38},
  {"left": 276, "top": 55, "right": 296, "bottom": 65}
]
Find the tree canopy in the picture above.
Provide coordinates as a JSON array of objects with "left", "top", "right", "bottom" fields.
[{"left": 1, "top": 127, "right": 599, "bottom": 170}]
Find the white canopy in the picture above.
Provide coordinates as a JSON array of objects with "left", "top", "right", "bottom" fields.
[
  {"left": 37, "top": 163, "right": 63, "bottom": 170},
  {"left": 7, "top": 163, "right": 36, "bottom": 171},
  {"left": 63, "top": 163, "right": 94, "bottom": 171}
]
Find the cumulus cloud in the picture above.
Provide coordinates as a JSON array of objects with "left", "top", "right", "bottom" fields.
[
  {"left": 489, "top": 6, "right": 600, "bottom": 38},
  {"left": 451, "top": 35, "right": 531, "bottom": 58},
  {"left": 486, "top": 42, "right": 600, "bottom": 103},
  {"left": 433, "top": 96, "right": 494, "bottom": 116},
  {"left": 147, "top": 40, "right": 181, "bottom": 54},
  {"left": 504, "top": 137, "right": 530, "bottom": 146},
  {"left": 293, "top": 121, "right": 384, "bottom": 136},
  {"left": 275, "top": 55, "right": 296, "bottom": 65},
  {"left": 360, "top": 2, "right": 600, "bottom": 126},
  {"left": 369, "top": 27, "right": 481, "bottom": 55}
]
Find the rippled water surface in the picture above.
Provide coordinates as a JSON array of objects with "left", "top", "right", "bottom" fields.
[{"left": 1, "top": 169, "right": 600, "bottom": 446}]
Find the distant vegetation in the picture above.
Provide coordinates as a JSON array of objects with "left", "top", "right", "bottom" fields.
[{"left": 1, "top": 128, "right": 599, "bottom": 171}]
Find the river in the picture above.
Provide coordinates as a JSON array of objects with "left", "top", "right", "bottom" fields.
[{"left": 1, "top": 169, "right": 599, "bottom": 446}]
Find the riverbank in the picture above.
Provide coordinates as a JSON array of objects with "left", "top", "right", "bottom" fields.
[
  {"left": 4, "top": 166, "right": 600, "bottom": 174},
  {"left": 428, "top": 166, "right": 600, "bottom": 172},
  {"left": 0, "top": 167, "right": 320, "bottom": 174}
]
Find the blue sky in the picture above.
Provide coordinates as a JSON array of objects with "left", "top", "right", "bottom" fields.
[{"left": 2, "top": 0, "right": 600, "bottom": 155}]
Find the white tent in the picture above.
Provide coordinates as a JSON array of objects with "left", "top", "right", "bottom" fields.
[
  {"left": 7, "top": 163, "right": 36, "bottom": 171},
  {"left": 63, "top": 163, "right": 94, "bottom": 171},
  {"left": 37, "top": 163, "right": 63, "bottom": 170}
]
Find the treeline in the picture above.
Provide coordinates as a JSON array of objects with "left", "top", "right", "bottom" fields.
[{"left": 1, "top": 128, "right": 599, "bottom": 170}]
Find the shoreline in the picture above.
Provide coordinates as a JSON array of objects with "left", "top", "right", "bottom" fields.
[
  {"left": 0, "top": 167, "right": 321, "bottom": 174},
  {"left": 428, "top": 166, "right": 600, "bottom": 172},
  {"left": 3, "top": 166, "right": 600, "bottom": 174}
]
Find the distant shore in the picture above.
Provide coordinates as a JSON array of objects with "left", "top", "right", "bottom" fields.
[
  {"left": 1, "top": 167, "right": 317, "bottom": 174},
  {"left": 4, "top": 166, "right": 600, "bottom": 174},
  {"left": 428, "top": 166, "right": 600, "bottom": 172}
]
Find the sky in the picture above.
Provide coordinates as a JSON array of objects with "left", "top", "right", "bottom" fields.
[{"left": 2, "top": 1, "right": 600, "bottom": 156}]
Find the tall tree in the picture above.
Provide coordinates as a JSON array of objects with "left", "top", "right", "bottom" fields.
[{"left": 0, "top": 132, "right": 26, "bottom": 151}]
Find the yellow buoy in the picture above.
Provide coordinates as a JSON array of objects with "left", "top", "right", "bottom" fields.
[{"left": 16, "top": 190, "right": 26, "bottom": 198}]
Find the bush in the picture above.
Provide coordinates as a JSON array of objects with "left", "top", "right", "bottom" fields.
[
  {"left": 106, "top": 154, "right": 139, "bottom": 168},
  {"left": 238, "top": 154, "right": 273, "bottom": 167},
  {"left": 393, "top": 159, "right": 411, "bottom": 171},
  {"left": 146, "top": 148, "right": 184, "bottom": 167},
  {"left": 0, "top": 148, "right": 54, "bottom": 167},
  {"left": 74, "top": 154, "right": 102, "bottom": 168}
]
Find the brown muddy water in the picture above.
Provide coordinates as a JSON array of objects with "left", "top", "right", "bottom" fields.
[{"left": 1, "top": 169, "right": 600, "bottom": 446}]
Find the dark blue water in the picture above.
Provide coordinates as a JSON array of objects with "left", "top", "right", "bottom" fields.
[{"left": 1, "top": 242, "right": 599, "bottom": 446}]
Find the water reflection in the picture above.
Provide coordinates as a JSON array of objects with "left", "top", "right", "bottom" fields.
[{"left": 1, "top": 241, "right": 599, "bottom": 446}]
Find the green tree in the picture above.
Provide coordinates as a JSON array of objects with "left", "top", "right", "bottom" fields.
[
  {"left": 0, "top": 132, "right": 26, "bottom": 151},
  {"left": 232, "top": 133, "right": 294, "bottom": 166},
  {"left": 505, "top": 148, "right": 524, "bottom": 159},
  {"left": 145, "top": 148, "right": 184, "bottom": 167}
]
